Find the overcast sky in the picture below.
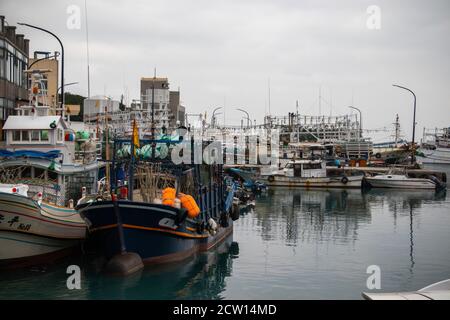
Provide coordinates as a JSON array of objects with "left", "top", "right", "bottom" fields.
[{"left": 3, "top": 0, "right": 449, "bottom": 141}]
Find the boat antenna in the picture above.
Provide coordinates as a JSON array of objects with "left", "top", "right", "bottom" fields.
[{"left": 85, "top": 0, "right": 91, "bottom": 98}]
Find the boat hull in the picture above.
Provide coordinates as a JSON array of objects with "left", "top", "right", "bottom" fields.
[
  {"left": 0, "top": 192, "right": 86, "bottom": 268},
  {"left": 78, "top": 201, "right": 234, "bottom": 264},
  {"left": 262, "top": 175, "right": 363, "bottom": 188},
  {"left": 365, "top": 177, "right": 436, "bottom": 189},
  {"left": 0, "top": 231, "right": 81, "bottom": 269},
  {"left": 417, "top": 147, "right": 450, "bottom": 164}
]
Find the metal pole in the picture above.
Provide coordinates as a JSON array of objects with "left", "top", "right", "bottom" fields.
[
  {"left": 18, "top": 23, "right": 65, "bottom": 108},
  {"left": 28, "top": 52, "right": 60, "bottom": 69},
  {"left": 348, "top": 106, "right": 362, "bottom": 140},
  {"left": 211, "top": 107, "right": 222, "bottom": 128},
  {"left": 237, "top": 108, "right": 250, "bottom": 128},
  {"left": 393, "top": 84, "right": 417, "bottom": 164}
]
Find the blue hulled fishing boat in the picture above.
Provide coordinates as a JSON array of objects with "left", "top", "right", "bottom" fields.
[{"left": 77, "top": 132, "right": 238, "bottom": 274}]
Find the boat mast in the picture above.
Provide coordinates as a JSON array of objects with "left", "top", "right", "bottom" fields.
[
  {"left": 105, "top": 98, "right": 110, "bottom": 192},
  {"left": 394, "top": 114, "right": 400, "bottom": 148}
]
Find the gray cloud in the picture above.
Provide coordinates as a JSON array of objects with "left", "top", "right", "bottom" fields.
[{"left": 2, "top": 0, "right": 449, "bottom": 141}]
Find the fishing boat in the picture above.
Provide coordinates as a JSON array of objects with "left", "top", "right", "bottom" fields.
[
  {"left": 0, "top": 71, "right": 99, "bottom": 269},
  {"left": 76, "top": 133, "right": 238, "bottom": 275},
  {"left": 416, "top": 127, "right": 450, "bottom": 165},
  {"left": 262, "top": 159, "right": 363, "bottom": 188},
  {"left": 362, "top": 279, "right": 450, "bottom": 300},
  {"left": 0, "top": 183, "right": 86, "bottom": 269},
  {"left": 364, "top": 171, "right": 444, "bottom": 190}
]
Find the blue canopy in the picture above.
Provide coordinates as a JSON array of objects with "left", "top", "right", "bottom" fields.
[{"left": 0, "top": 149, "right": 61, "bottom": 159}]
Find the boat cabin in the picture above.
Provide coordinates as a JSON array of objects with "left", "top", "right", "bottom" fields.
[{"left": 282, "top": 160, "right": 327, "bottom": 178}]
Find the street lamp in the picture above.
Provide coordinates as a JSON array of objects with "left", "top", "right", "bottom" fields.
[
  {"left": 393, "top": 84, "right": 417, "bottom": 164},
  {"left": 236, "top": 108, "right": 250, "bottom": 128},
  {"left": 211, "top": 107, "right": 222, "bottom": 128},
  {"left": 348, "top": 106, "right": 362, "bottom": 140},
  {"left": 57, "top": 81, "right": 79, "bottom": 93},
  {"left": 18, "top": 23, "right": 65, "bottom": 107},
  {"left": 28, "top": 52, "right": 60, "bottom": 69}
]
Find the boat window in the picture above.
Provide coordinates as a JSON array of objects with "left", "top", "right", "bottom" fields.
[
  {"left": 21, "top": 130, "right": 29, "bottom": 142},
  {"left": 41, "top": 130, "right": 49, "bottom": 141},
  {"left": 12, "top": 130, "right": 20, "bottom": 141},
  {"left": 57, "top": 129, "right": 63, "bottom": 142},
  {"left": 48, "top": 170, "right": 58, "bottom": 182},
  {"left": 34, "top": 167, "right": 45, "bottom": 179},
  {"left": 21, "top": 166, "right": 31, "bottom": 179},
  {"left": 31, "top": 130, "right": 39, "bottom": 141},
  {"left": 303, "top": 163, "right": 322, "bottom": 170},
  {"left": 285, "top": 163, "right": 293, "bottom": 169}
]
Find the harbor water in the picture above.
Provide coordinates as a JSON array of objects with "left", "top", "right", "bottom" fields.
[{"left": 0, "top": 165, "right": 449, "bottom": 300}]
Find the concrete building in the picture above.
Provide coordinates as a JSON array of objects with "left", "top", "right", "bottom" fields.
[
  {"left": 169, "top": 90, "right": 185, "bottom": 127},
  {"left": 0, "top": 15, "right": 30, "bottom": 141},
  {"left": 28, "top": 51, "right": 59, "bottom": 111},
  {"left": 140, "top": 77, "right": 186, "bottom": 129},
  {"left": 83, "top": 95, "right": 121, "bottom": 123},
  {"left": 140, "top": 77, "right": 171, "bottom": 129}
]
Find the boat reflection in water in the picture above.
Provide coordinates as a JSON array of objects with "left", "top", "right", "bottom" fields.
[
  {"left": 0, "top": 187, "right": 448, "bottom": 300},
  {"left": 0, "top": 236, "right": 239, "bottom": 300},
  {"left": 252, "top": 188, "right": 372, "bottom": 245},
  {"left": 84, "top": 236, "right": 239, "bottom": 300}
]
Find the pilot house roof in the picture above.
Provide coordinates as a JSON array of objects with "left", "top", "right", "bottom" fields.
[{"left": 2, "top": 116, "right": 67, "bottom": 130}]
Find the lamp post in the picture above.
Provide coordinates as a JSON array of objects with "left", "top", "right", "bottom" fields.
[
  {"left": 348, "top": 106, "right": 362, "bottom": 140},
  {"left": 18, "top": 23, "right": 65, "bottom": 107},
  {"left": 236, "top": 108, "right": 250, "bottom": 128},
  {"left": 211, "top": 107, "right": 222, "bottom": 128},
  {"left": 57, "top": 81, "right": 79, "bottom": 93},
  {"left": 28, "top": 52, "right": 60, "bottom": 69},
  {"left": 393, "top": 84, "right": 417, "bottom": 164}
]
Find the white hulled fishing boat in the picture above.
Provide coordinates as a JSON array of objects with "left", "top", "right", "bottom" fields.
[
  {"left": 0, "top": 71, "right": 99, "bottom": 269},
  {"left": 261, "top": 159, "right": 363, "bottom": 188},
  {"left": 417, "top": 127, "right": 450, "bottom": 164}
]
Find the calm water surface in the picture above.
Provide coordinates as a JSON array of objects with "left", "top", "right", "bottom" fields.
[{"left": 1, "top": 165, "right": 449, "bottom": 299}]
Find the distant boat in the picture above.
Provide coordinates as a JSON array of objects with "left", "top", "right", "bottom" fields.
[
  {"left": 417, "top": 127, "right": 450, "bottom": 165},
  {"left": 362, "top": 279, "right": 450, "bottom": 300},
  {"left": 365, "top": 174, "right": 441, "bottom": 190},
  {"left": 261, "top": 159, "right": 363, "bottom": 188}
]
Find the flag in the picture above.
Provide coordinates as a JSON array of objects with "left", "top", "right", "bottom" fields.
[{"left": 132, "top": 119, "right": 139, "bottom": 155}]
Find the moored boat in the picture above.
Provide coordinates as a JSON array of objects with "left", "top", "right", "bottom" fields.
[
  {"left": 76, "top": 135, "right": 238, "bottom": 274},
  {"left": 261, "top": 159, "right": 363, "bottom": 188},
  {"left": 364, "top": 173, "right": 442, "bottom": 190},
  {"left": 416, "top": 127, "right": 450, "bottom": 165},
  {"left": 0, "top": 184, "right": 86, "bottom": 269},
  {"left": 362, "top": 279, "right": 450, "bottom": 300},
  {"left": 0, "top": 71, "right": 99, "bottom": 269}
]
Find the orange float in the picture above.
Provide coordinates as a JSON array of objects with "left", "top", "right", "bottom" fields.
[
  {"left": 178, "top": 193, "right": 201, "bottom": 219},
  {"left": 162, "top": 187, "right": 176, "bottom": 206}
]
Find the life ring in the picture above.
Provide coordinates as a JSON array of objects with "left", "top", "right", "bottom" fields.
[
  {"left": 268, "top": 175, "right": 275, "bottom": 182},
  {"left": 375, "top": 152, "right": 382, "bottom": 159},
  {"left": 341, "top": 176, "right": 349, "bottom": 184},
  {"left": 49, "top": 121, "right": 57, "bottom": 129}
]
